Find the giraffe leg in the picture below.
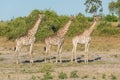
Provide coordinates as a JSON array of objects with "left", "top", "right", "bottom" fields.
[
  {"left": 74, "top": 44, "right": 77, "bottom": 63},
  {"left": 71, "top": 46, "right": 75, "bottom": 62},
  {"left": 71, "top": 41, "right": 76, "bottom": 62},
  {"left": 72, "top": 40, "right": 77, "bottom": 63},
  {"left": 86, "top": 43, "right": 89, "bottom": 64},
  {"left": 49, "top": 45, "right": 52, "bottom": 63},
  {"left": 15, "top": 47, "right": 19, "bottom": 64},
  {"left": 14, "top": 45, "right": 21, "bottom": 64},
  {"left": 29, "top": 44, "right": 34, "bottom": 64},
  {"left": 56, "top": 45, "right": 61, "bottom": 63},
  {"left": 45, "top": 44, "right": 50, "bottom": 63},
  {"left": 85, "top": 43, "right": 89, "bottom": 64},
  {"left": 45, "top": 46, "right": 48, "bottom": 63},
  {"left": 59, "top": 46, "right": 62, "bottom": 63}
]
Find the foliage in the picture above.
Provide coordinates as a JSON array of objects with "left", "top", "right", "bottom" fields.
[
  {"left": 81, "top": 75, "right": 89, "bottom": 79},
  {"left": 31, "top": 75, "right": 36, "bottom": 80},
  {"left": 70, "top": 70, "right": 79, "bottom": 78},
  {"left": 0, "top": 9, "right": 120, "bottom": 42},
  {"left": 109, "top": 0, "right": 120, "bottom": 18},
  {"left": 95, "top": 21, "right": 120, "bottom": 36},
  {"left": 39, "top": 64, "right": 53, "bottom": 73},
  {"left": 102, "top": 74, "right": 106, "bottom": 80},
  {"left": 103, "top": 14, "right": 118, "bottom": 22},
  {"left": 67, "top": 13, "right": 90, "bottom": 37},
  {"left": 110, "top": 74, "right": 117, "bottom": 80},
  {"left": 58, "top": 71, "right": 68, "bottom": 79},
  {"left": 84, "top": 0, "right": 103, "bottom": 15},
  {"left": 41, "top": 72, "right": 53, "bottom": 80},
  {"left": 6, "top": 17, "right": 27, "bottom": 40},
  {"left": 92, "top": 76, "right": 96, "bottom": 79},
  {"left": 100, "top": 27, "right": 120, "bottom": 36}
]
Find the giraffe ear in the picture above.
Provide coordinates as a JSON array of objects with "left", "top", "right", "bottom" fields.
[
  {"left": 70, "top": 15, "right": 74, "bottom": 21},
  {"left": 38, "top": 14, "right": 45, "bottom": 18},
  {"left": 94, "top": 15, "right": 101, "bottom": 21}
]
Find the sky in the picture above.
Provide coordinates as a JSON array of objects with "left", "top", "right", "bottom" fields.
[{"left": 0, "top": 0, "right": 113, "bottom": 21}]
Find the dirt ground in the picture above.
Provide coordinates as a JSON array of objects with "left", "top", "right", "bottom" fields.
[{"left": 0, "top": 36, "right": 120, "bottom": 80}]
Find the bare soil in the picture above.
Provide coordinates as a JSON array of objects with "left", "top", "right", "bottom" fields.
[{"left": 0, "top": 36, "right": 120, "bottom": 80}]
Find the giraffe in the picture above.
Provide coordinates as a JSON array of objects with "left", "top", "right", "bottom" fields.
[
  {"left": 45, "top": 16, "right": 74, "bottom": 63},
  {"left": 14, "top": 14, "right": 44, "bottom": 64},
  {"left": 71, "top": 16, "right": 100, "bottom": 64}
]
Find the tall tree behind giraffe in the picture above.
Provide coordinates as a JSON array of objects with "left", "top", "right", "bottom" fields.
[
  {"left": 45, "top": 16, "right": 74, "bottom": 63},
  {"left": 14, "top": 14, "right": 44, "bottom": 64},
  {"left": 71, "top": 16, "right": 100, "bottom": 64}
]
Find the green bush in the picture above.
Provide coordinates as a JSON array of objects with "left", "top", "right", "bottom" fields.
[
  {"left": 58, "top": 71, "right": 68, "bottom": 79},
  {"left": 81, "top": 75, "right": 88, "bottom": 79},
  {"left": 102, "top": 74, "right": 106, "bottom": 80},
  {"left": 0, "top": 9, "right": 120, "bottom": 41},
  {"left": 41, "top": 72, "right": 53, "bottom": 80},
  {"left": 100, "top": 27, "right": 120, "bottom": 36},
  {"left": 92, "top": 76, "right": 96, "bottom": 79},
  {"left": 96, "top": 21, "right": 120, "bottom": 36},
  {"left": 103, "top": 14, "right": 118, "bottom": 22},
  {"left": 39, "top": 64, "right": 53, "bottom": 73},
  {"left": 31, "top": 75, "right": 36, "bottom": 80},
  {"left": 96, "top": 21, "right": 112, "bottom": 30},
  {"left": 110, "top": 74, "right": 117, "bottom": 80},
  {"left": 70, "top": 70, "right": 79, "bottom": 78}
]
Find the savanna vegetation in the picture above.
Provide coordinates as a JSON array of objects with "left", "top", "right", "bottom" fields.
[
  {"left": 0, "top": 9, "right": 120, "bottom": 42},
  {"left": 0, "top": 0, "right": 120, "bottom": 80}
]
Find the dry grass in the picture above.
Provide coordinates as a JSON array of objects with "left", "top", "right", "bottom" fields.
[{"left": 0, "top": 36, "right": 120, "bottom": 80}]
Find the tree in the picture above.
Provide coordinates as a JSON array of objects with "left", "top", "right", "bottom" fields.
[
  {"left": 104, "top": 14, "right": 118, "bottom": 22},
  {"left": 109, "top": 0, "right": 120, "bottom": 20},
  {"left": 84, "top": 0, "right": 103, "bottom": 16}
]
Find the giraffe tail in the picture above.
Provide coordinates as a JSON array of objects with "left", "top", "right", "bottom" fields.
[
  {"left": 13, "top": 47, "right": 16, "bottom": 51},
  {"left": 44, "top": 46, "right": 46, "bottom": 51}
]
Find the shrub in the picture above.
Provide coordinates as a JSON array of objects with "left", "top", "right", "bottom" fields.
[
  {"left": 100, "top": 27, "right": 120, "bottom": 36},
  {"left": 92, "top": 76, "right": 96, "bottom": 79},
  {"left": 70, "top": 70, "right": 79, "bottom": 78},
  {"left": 41, "top": 72, "right": 53, "bottom": 80},
  {"left": 0, "top": 58, "right": 4, "bottom": 61},
  {"left": 81, "top": 75, "right": 88, "bottom": 79},
  {"left": 102, "top": 74, "right": 106, "bottom": 80},
  {"left": 110, "top": 74, "right": 117, "bottom": 80},
  {"left": 39, "top": 64, "right": 53, "bottom": 73},
  {"left": 104, "top": 14, "right": 118, "bottom": 22},
  {"left": 96, "top": 21, "right": 112, "bottom": 30},
  {"left": 58, "top": 71, "right": 68, "bottom": 79},
  {"left": 117, "top": 23, "right": 120, "bottom": 28},
  {"left": 31, "top": 75, "right": 36, "bottom": 80}
]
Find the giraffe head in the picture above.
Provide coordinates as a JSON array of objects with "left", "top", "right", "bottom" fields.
[
  {"left": 94, "top": 15, "right": 101, "bottom": 22},
  {"left": 38, "top": 14, "right": 45, "bottom": 19},
  {"left": 70, "top": 15, "right": 75, "bottom": 21}
]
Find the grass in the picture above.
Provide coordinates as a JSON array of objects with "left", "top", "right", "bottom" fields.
[
  {"left": 58, "top": 71, "right": 68, "bottom": 79},
  {"left": 0, "top": 36, "right": 120, "bottom": 80},
  {"left": 0, "top": 57, "right": 4, "bottom": 61},
  {"left": 41, "top": 72, "right": 53, "bottom": 80},
  {"left": 70, "top": 70, "right": 79, "bottom": 78},
  {"left": 81, "top": 75, "right": 89, "bottom": 79},
  {"left": 39, "top": 64, "right": 53, "bottom": 73},
  {"left": 110, "top": 74, "right": 117, "bottom": 80},
  {"left": 92, "top": 76, "right": 96, "bottom": 79},
  {"left": 31, "top": 75, "right": 36, "bottom": 80},
  {"left": 102, "top": 73, "right": 106, "bottom": 80}
]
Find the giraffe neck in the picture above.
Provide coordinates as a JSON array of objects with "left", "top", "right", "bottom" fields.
[
  {"left": 28, "top": 17, "right": 42, "bottom": 36},
  {"left": 57, "top": 20, "right": 72, "bottom": 38},
  {"left": 87, "top": 21, "right": 97, "bottom": 36}
]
